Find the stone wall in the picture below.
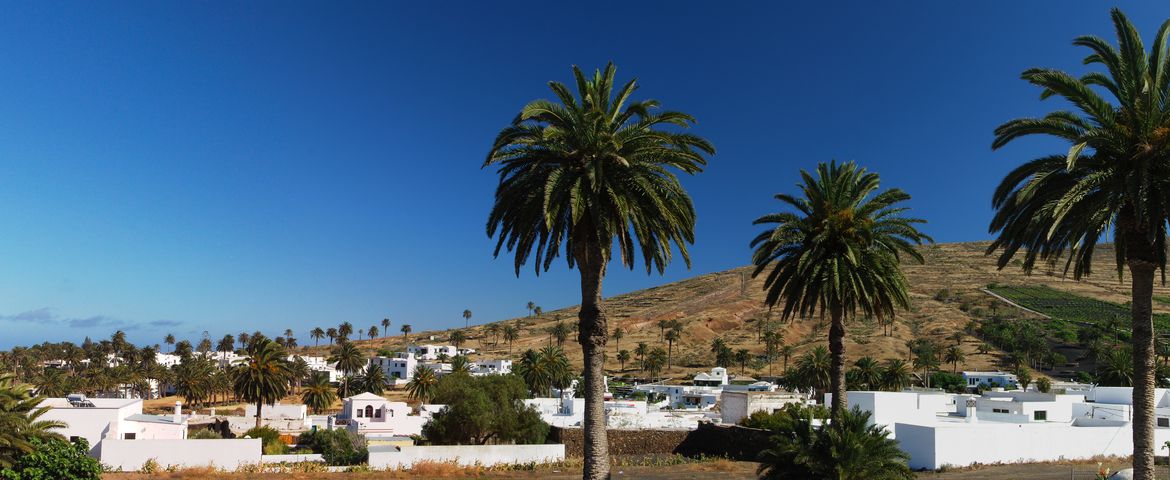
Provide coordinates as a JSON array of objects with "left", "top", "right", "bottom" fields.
[{"left": 549, "top": 423, "right": 770, "bottom": 461}]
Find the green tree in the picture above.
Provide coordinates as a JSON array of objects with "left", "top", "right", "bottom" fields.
[
  {"left": 296, "top": 428, "right": 367, "bottom": 466},
  {"left": 849, "top": 356, "right": 882, "bottom": 391},
  {"left": 450, "top": 355, "right": 472, "bottom": 376},
  {"left": 337, "top": 322, "right": 353, "bottom": 341},
  {"left": 484, "top": 63, "right": 713, "bottom": 480},
  {"left": 359, "top": 363, "right": 388, "bottom": 395},
  {"left": 751, "top": 161, "right": 929, "bottom": 419},
  {"left": 515, "top": 347, "right": 572, "bottom": 397},
  {"left": 757, "top": 406, "right": 913, "bottom": 480},
  {"left": 310, "top": 327, "right": 325, "bottom": 347},
  {"left": 664, "top": 329, "right": 681, "bottom": 369},
  {"left": 646, "top": 347, "right": 668, "bottom": 380},
  {"left": 233, "top": 339, "right": 291, "bottom": 429},
  {"left": 880, "top": 359, "right": 912, "bottom": 392},
  {"left": 301, "top": 373, "right": 336, "bottom": 415},
  {"left": 735, "top": 348, "right": 751, "bottom": 374},
  {"left": 635, "top": 342, "right": 649, "bottom": 372},
  {"left": 944, "top": 345, "right": 965, "bottom": 374},
  {"left": 985, "top": 10, "right": 1170, "bottom": 477},
  {"left": 486, "top": 324, "right": 501, "bottom": 345},
  {"left": 450, "top": 330, "right": 467, "bottom": 351},
  {"left": 381, "top": 318, "right": 391, "bottom": 338},
  {"left": 502, "top": 325, "right": 519, "bottom": 354},
  {"left": 406, "top": 365, "right": 438, "bottom": 402},
  {"left": 0, "top": 438, "right": 101, "bottom": 480},
  {"left": 328, "top": 341, "right": 364, "bottom": 399},
  {"left": 0, "top": 374, "right": 66, "bottom": 469},
  {"left": 423, "top": 373, "right": 547, "bottom": 445},
  {"left": 616, "top": 350, "right": 630, "bottom": 372},
  {"left": 400, "top": 324, "right": 412, "bottom": 341},
  {"left": 367, "top": 325, "right": 379, "bottom": 340},
  {"left": 612, "top": 327, "right": 624, "bottom": 354}
]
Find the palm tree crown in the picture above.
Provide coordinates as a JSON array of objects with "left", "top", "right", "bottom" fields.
[{"left": 751, "top": 161, "right": 928, "bottom": 417}]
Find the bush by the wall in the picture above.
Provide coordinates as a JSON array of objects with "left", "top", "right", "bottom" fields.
[{"left": 0, "top": 438, "right": 101, "bottom": 480}]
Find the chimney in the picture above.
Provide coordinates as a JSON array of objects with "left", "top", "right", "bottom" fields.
[
  {"left": 965, "top": 398, "right": 977, "bottom": 424},
  {"left": 174, "top": 401, "right": 182, "bottom": 424}
]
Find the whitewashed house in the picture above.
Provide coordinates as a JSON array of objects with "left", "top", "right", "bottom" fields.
[
  {"left": 471, "top": 359, "right": 512, "bottom": 376},
  {"left": 370, "top": 353, "right": 418, "bottom": 383},
  {"left": 39, "top": 396, "right": 188, "bottom": 454},
  {"left": 720, "top": 390, "right": 808, "bottom": 425},
  {"left": 333, "top": 392, "right": 428, "bottom": 437},
  {"left": 407, "top": 345, "right": 458, "bottom": 361},
  {"left": 961, "top": 371, "right": 1019, "bottom": 390}
]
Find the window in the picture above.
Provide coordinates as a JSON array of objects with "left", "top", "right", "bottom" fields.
[
  {"left": 1033, "top": 411, "right": 1047, "bottom": 421},
  {"left": 375, "top": 408, "right": 381, "bottom": 418},
  {"left": 1159, "top": 418, "right": 1169, "bottom": 427},
  {"left": 992, "top": 408, "right": 1009, "bottom": 414},
  {"left": 356, "top": 408, "right": 363, "bottom": 418},
  {"left": 69, "top": 436, "right": 80, "bottom": 443},
  {"left": 123, "top": 433, "right": 136, "bottom": 440},
  {"left": 365, "top": 405, "right": 374, "bottom": 418}
]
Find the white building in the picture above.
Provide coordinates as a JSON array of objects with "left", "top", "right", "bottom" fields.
[
  {"left": 244, "top": 402, "right": 307, "bottom": 421},
  {"left": 154, "top": 353, "right": 182, "bottom": 368},
  {"left": 961, "top": 371, "right": 1019, "bottom": 390},
  {"left": 407, "top": 345, "right": 458, "bottom": 361},
  {"left": 333, "top": 392, "right": 428, "bottom": 437},
  {"left": 370, "top": 353, "right": 418, "bottom": 383},
  {"left": 471, "top": 359, "right": 512, "bottom": 376},
  {"left": 720, "top": 391, "right": 807, "bottom": 425},
  {"left": 39, "top": 396, "right": 188, "bottom": 454},
  {"left": 693, "top": 367, "right": 729, "bottom": 387}
]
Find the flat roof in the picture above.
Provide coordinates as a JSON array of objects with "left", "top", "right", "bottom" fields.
[{"left": 40, "top": 397, "right": 140, "bottom": 409}]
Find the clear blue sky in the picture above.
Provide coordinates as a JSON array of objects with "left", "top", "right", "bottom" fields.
[{"left": 1, "top": 2, "right": 1167, "bottom": 349}]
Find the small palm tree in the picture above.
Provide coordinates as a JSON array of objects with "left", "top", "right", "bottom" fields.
[
  {"left": 232, "top": 339, "right": 292, "bottom": 429},
  {"left": 329, "top": 341, "right": 364, "bottom": 399},
  {"left": 450, "top": 355, "right": 472, "bottom": 376},
  {"left": 526, "top": 302, "right": 535, "bottom": 318},
  {"left": 881, "top": 359, "right": 912, "bottom": 391},
  {"left": 735, "top": 349, "right": 751, "bottom": 374},
  {"left": 368, "top": 325, "right": 379, "bottom": 339},
  {"left": 612, "top": 327, "right": 624, "bottom": 354},
  {"left": 326, "top": 328, "right": 337, "bottom": 345},
  {"left": 400, "top": 324, "right": 412, "bottom": 342},
  {"left": 301, "top": 373, "right": 336, "bottom": 415},
  {"left": 164, "top": 334, "right": 176, "bottom": 353},
  {"left": 485, "top": 324, "right": 501, "bottom": 345},
  {"left": 757, "top": 406, "right": 913, "bottom": 480},
  {"left": 463, "top": 309, "right": 473, "bottom": 329},
  {"left": 338, "top": 322, "right": 353, "bottom": 341},
  {"left": 450, "top": 330, "right": 467, "bottom": 350},
  {"left": 503, "top": 325, "right": 519, "bottom": 354},
  {"left": 944, "top": 345, "right": 965, "bottom": 374},
  {"left": 310, "top": 327, "right": 325, "bottom": 347},
  {"left": 751, "top": 161, "right": 929, "bottom": 418},
  {"left": 406, "top": 365, "right": 438, "bottom": 402},
  {"left": 617, "top": 350, "right": 630, "bottom": 372},
  {"left": 359, "top": 363, "right": 388, "bottom": 395},
  {"left": 381, "top": 318, "right": 391, "bottom": 338},
  {"left": 851, "top": 356, "right": 883, "bottom": 391}
]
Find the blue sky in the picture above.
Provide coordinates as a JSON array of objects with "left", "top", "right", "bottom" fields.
[{"left": 1, "top": 2, "right": 1166, "bottom": 349}]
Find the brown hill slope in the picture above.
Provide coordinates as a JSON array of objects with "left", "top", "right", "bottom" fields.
[{"left": 309, "top": 242, "right": 1170, "bottom": 382}]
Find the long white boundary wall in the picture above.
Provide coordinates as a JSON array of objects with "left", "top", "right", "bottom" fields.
[
  {"left": 896, "top": 421, "right": 1170, "bottom": 470},
  {"left": 368, "top": 444, "right": 565, "bottom": 469},
  {"left": 100, "top": 438, "right": 262, "bottom": 471}
]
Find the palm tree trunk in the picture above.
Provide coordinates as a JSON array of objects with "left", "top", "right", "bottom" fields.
[
  {"left": 1129, "top": 256, "right": 1157, "bottom": 480},
  {"left": 828, "top": 307, "right": 847, "bottom": 419},
  {"left": 575, "top": 240, "right": 610, "bottom": 480},
  {"left": 255, "top": 401, "right": 263, "bottom": 429}
]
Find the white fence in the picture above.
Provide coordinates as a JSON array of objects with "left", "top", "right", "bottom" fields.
[
  {"left": 368, "top": 444, "right": 565, "bottom": 469},
  {"left": 100, "top": 438, "right": 261, "bottom": 471}
]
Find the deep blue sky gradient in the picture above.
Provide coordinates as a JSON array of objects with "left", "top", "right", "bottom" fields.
[{"left": 2, "top": 2, "right": 1167, "bottom": 348}]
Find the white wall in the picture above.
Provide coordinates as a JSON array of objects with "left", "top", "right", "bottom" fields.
[
  {"left": 368, "top": 444, "right": 564, "bottom": 469},
  {"left": 895, "top": 422, "right": 1170, "bottom": 470},
  {"left": 245, "top": 403, "right": 307, "bottom": 420},
  {"left": 100, "top": 439, "right": 262, "bottom": 471}
]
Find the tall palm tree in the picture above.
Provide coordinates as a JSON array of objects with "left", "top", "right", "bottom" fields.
[
  {"left": 735, "top": 348, "right": 751, "bottom": 374},
  {"left": 611, "top": 327, "right": 624, "bottom": 354},
  {"left": 400, "top": 324, "right": 412, "bottom": 342},
  {"left": 368, "top": 325, "right": 379, "bottom": 339},
  {"left": 326, "top": 328, "right": 337, "bottom": 345},
  {"left": 850, "top": 356, "right": 883, "bottom": 391},
  {"left": 486, "top": 324, "right": 501, "bottom": 345},
  {"left": 217, "top": 335, "right": 235, "bottom": 365},
  {"left": 986, "top": 10, "right": 1170, "bottom": 477},
  {"left": 750, "top": 161, "right": 929, "bottom": 419},
  {"left": 310, "top": 327, "right": 325, "bottom": 347},
  {"left": 463, "top": 309, "right": 473, "bottom": 328},
  {"left": 664, "top": 329, "right": 680, "bottom": 369},
  {"left": 164, "top": 334, "right": 176, "bottom": 353},
  {"left": 328, "top": 341, "right": 364, "bottom": 399},
  {"left": 0, "top": 374, "right": 65, "bottom": 468},
  {"left": 232, "top": 339, "right": 291, "bottom": 429},
  {"left": 485, "top": 63, "right": 712, "bottom": 480},
  {"left": 338, "top": 322, "right": 353, "bottom": 341},
  {"left": 405, "top": 365, "right": 438, "bottom": 402},
  {"left": 301, "top": 373, "right": 336, "bottom": 415},
  {"left": 526, "top": 301, "right": 535, "bottom": 318},
  {"left": 381, "top": 318, "right": 391, "bottom": 338},
  {"left": 357, "top": 328, "right": 364, "bottom": 341},
  {"left": 449, "top": 330, "right": 467, "bottom": 350},
  {"left": 534, "top": 306, "right": 543, "bottom": 318},
  {"left": 617, "top": 350, "right": 630, "bottom": 372},
  {"left": 635, "top": 342, "right": 649, "bottom": 372}
]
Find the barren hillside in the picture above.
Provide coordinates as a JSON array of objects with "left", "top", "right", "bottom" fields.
[{"left": 307, "top": 242, "right": 1170, "bottom": 382}]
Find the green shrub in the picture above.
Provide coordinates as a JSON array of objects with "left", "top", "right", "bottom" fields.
[
  {"left": 243, "top": 426, "right": 287, "bottom": 455},
  {"left": 296, "top": 428, "right": 367, "bottom": 466},
  {"left": 742, "top": 403, "right": 829, "bottom": 431},
  {"left": 188, "top": 428, "right": 222, "bottom": 439},
  {"left": 0, "top": 438, "right": 102, "bottom": 480},
  {"left": 929, "top": 372, "right": 966, "bottom": 393}
]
